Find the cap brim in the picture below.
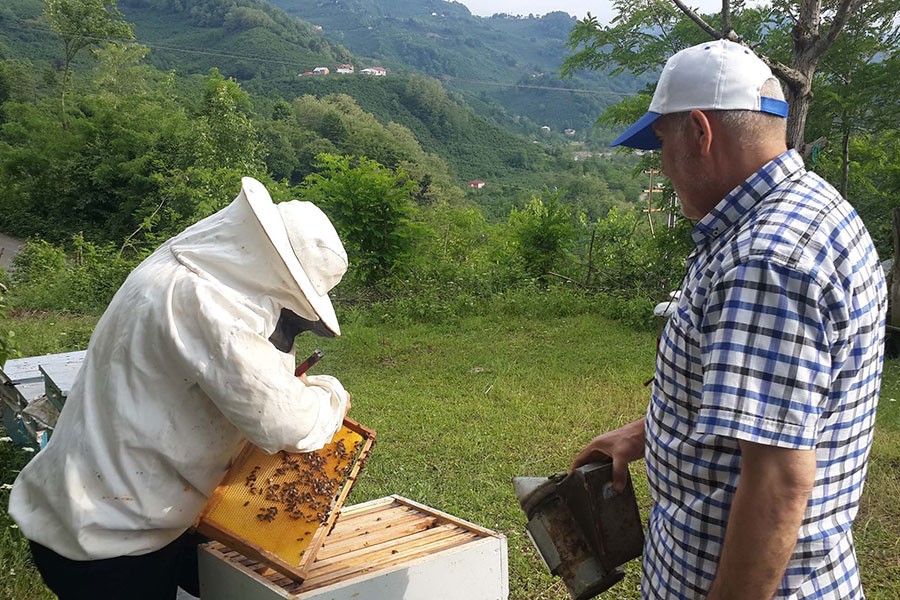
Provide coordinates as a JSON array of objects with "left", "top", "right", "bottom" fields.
[
  {"left": 611, "top": 112, "right": 663, "bottom": 150},
  {"left": 241, "top": 177, "right": 341, "bottom": 336}
]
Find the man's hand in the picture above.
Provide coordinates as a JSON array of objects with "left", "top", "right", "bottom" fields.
[
  {"left": 570, "top": 418, "right": 646, "bottom": 492},
  {"left": 343, "top": 392, "right": 351, "bottom": 419}
]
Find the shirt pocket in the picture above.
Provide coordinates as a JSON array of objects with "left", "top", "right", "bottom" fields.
[{"left": 653, "top": 310, "right": 703, "bottom": 427}]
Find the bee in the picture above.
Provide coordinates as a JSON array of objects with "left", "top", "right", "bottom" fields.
[{"left": 256, "top": 506, "right": 278, "bottom": 523}]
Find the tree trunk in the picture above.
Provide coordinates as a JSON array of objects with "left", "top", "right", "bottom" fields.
[
  {"left": 785, "top": 85, "right": 811, "bottom": 153},
  {"left": 670, "top": 0, "right": 865, "bottom": 155},
  {"left": 60, "top": 40, "right": 75, "bottom": 129},
  {"left": 840, "top": 126, "right": 851, "bottom": 198},
  {"left": 60, "top": 64, "right": 69, "bottom": 129},
  {"left": 786, "top": 26, "right": 819, "bottom": 155}
]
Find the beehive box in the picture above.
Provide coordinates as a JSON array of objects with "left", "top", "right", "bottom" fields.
[
  {"left": 198, "top": 495, "right": 509, "bottom": 600},
  {"left": 194, "top": 418, "right": 375, "bottom": 583},
  {"left": 0, "top": 349, "right": 86, "bottom": 448}
]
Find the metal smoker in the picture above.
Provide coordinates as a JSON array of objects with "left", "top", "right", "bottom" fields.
[{"left": 513, "top": 460, "right": 644, "bottom": 600}]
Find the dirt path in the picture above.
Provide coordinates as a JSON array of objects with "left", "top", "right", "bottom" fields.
[{"left": 0, "top": 231, "right": 24, "bottom": 272}]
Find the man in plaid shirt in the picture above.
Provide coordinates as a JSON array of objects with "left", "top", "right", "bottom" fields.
[{"left": 572, "top": 40, "right": 887, "bottom": 599}]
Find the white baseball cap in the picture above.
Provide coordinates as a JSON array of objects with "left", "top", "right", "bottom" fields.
[
  {"left": 612, "top": 40, "right": 788, "bottom": 150},
  {"left": 241, "top": 177, "right": 348, "bottom": 335}
]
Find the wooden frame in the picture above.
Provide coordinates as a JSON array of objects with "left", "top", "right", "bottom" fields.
[{"left": 194, "top": 418, "right": 375, "bottom": 583}]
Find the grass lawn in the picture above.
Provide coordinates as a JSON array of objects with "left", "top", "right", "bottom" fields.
[{"left": 0, "top": 305, "right": 898, "bottom": 599}]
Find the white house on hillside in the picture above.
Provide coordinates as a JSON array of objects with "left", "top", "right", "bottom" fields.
[
  {"left": 313, "top": 67, "right": 330, "bottom": 75},
  {"left": 361, "top": 66, "right": 387, "bottom": 76},
  {"left": 336, "top": 64, "right": 354, "bottom": 74}
]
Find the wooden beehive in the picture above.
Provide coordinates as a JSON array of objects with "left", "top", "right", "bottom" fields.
[
  {"left": 0, "top": 349, "right": 86, "bottom": 448},
  {"left": 195, "top": 418, "right": 375, "bottom": 583},
  {"left": 199, "top": 496, "right": 509, "bottom": 600}
]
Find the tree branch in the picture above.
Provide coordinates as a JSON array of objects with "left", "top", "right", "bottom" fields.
[
  {"left": 816, "top": 0, "right": 866, "bottom": 54},
  {"left": 119, "top": 196, "right": 167, "bottom": 255},
  {"left": 722, "top": 0, "right": 732, "bottom": 37},
  {"left": 757, "top": 54, "right": 807, "bottom": 91},
  {"left": 546, "top": 271, "right": 590, "bottom": 288},
  {"left": 671, "top": 0, "right": 723, "bottom": 38},
  {"left": 644, "top": 0, "right": 677, "bottom": 50},
  {"left": 785, "top": 4, "right": 800, "bottom": 25},
  {"left": 798, "top": 0, "right": 821, "bottom": 34},
  {"left": 650, "top": 8, "right": 672, "bottom": 46}
]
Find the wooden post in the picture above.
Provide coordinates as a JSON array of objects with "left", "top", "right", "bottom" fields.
[
  {"left": 890, "top": 208, "right": 900, "bottom": 329},
  {"left": 584, "top": 227, "right": 596, "bottom": 287},
  {"left": 643, "top": 169, "right": 660, "bottom": 236}
]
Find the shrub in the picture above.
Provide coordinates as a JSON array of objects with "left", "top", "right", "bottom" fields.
[
  {"left": 586, "top": 206, "right": 693, "bottom": 305},
  {"left": 0, "top": 277, "right": 17, "bottom": 366},
  {"left": 508, "top": 191, "right": 578, "bottom": 279},
  {"left": 301, "top": 154, "right": 417, "bottom": 286},
  {"left": 9, "top": 240, "right": 66, "bottom": 290},
  {"left": 8, "top": 236, "right": 137, "bottom": 314}
]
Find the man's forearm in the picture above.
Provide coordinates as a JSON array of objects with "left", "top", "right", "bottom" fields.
[{"left": 707, "top": 442, "right": 816, "bottom": 600}]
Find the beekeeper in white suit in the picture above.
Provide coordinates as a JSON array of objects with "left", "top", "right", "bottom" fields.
[{"left": 9, "top": 177, "right": 351, "bottom": 599}]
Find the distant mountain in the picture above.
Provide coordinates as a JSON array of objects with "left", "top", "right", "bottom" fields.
[
  {"left": 252, "top": 73, "right": 553, "bottom": 183},
  {"left": 117, "top": 0, "right": 356, "bottom": 80},
  {"left": 0, "top": 0, "right": 559, "bottom": 183},
  {"left": 0, "top": 0, "right": 645, "bottom": 142},
  {"left": 0, "top": 0, "right": 353, "bottom": 80},
  {"left": 266, "top": 0, "right": 648, "bottom": 141},
  {"left": 0, "top": 0, "right": 58, "bottom": 63},
  {"left": 112, "top": 0, "right": 562, "bottom": 181}
]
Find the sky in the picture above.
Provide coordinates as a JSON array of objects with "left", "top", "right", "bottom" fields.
[{"left": 454, "top": 0, "right": 728, "bottom": 25}]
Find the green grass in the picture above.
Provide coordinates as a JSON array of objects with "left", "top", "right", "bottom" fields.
[
  {"left": 1, "top": 304, "right": 898, "bottom": 599},
  {"left": 0, "top": 312, "right": 101, "bottom": 600},
  {"left": 857, "top": 358, "right": 900, "bottom": 599},
  {"left": 0, "top": 440, "right": 48, "bottom": 600}
]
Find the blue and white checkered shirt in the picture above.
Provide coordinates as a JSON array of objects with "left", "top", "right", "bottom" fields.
[{"left": 644, "top": 150, "right": 887, "bottom": 599}]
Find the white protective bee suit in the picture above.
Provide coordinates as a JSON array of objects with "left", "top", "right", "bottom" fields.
[{"left": 9, "top": 178, "right": 350, "bottom": 560}]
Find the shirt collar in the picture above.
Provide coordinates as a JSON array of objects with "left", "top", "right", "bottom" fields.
[{"left": 691, "top": 149, "right": 805, "bottom": 247}]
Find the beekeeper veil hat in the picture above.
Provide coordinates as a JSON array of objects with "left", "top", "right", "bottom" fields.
[{"left": 241, "top": 177, "right": 348, "bottom": 335}]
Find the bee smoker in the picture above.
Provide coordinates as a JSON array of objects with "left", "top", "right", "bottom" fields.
[{"left": 513, "top": 460, "right": 644, "bottom": 600}]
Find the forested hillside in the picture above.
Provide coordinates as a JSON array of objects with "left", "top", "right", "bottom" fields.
[
  {"left": 126, "top": 0, "right": 654, "bottom": 143},
  {"left": 1, "top": 0, "right": 350, "bottom": 77},
  {"left": 239, "top": 0, "right": 650, "bottom": 141},
  {"left": 0, "top": 0, "right": 648, "bottom": 269},
  {"left": 0, "top": 0, "right": 665, "bottom": 331},
  {"left": 255, "top": 73, "right": 549, "bottom": 183},
  {"left": 2, "top": 0, "right": 643, "bottom": 144},
  {"left": 0, "top": 0, "right": 58, "bottom": 62},
  {"left": 0, "top": 33, "right": 662, "bottom": 324},
  {"left": 0, "top": 0, "right": 646, "bottom": 210},
  {"left": 118, "top": 0, "right": 353, "bottom": 80}
]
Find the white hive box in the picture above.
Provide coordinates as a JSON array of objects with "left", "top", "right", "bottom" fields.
[
  {"left": 198, "top": 495, "right": 509, "bottom": 600},
  {"left": 0, "top": 349, "right": 86, "bottom": 447}
]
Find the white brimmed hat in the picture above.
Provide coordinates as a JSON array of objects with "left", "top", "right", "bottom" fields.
[
  {"left": 612, "top": 40, "right": 788, "bottom": 150},
  {"left": 241, "top": 177, "right": 348, "bottom": 335}
]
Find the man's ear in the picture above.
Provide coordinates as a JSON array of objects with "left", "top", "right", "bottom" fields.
[{"left": 688, "top": 109, "right": 714, "bottom": 156}]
